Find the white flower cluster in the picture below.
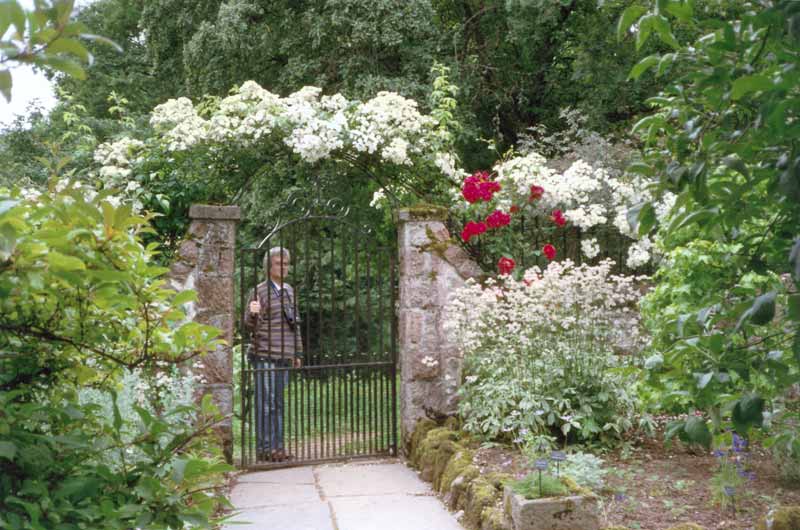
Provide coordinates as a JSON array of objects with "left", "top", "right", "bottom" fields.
[
  {"left": 489, "top": 152, "right": 675, "bottom": 268},
  {"left": 581, "top": 237, "right": 601, "bottom": 259},
  {"left": 147, "top": 81, "right": 444, "bottom": 168},
  {"left": 444, "top": 259, "right": 648, "bottom": 440},
  {"left": 92, "top": 137, "right": 147, "bottom": 211},
  {"left": 434, "top": 152, "right": 467, "bottom": 180},
  {"left": 94, "top": 137, "right": 145, "bottom": 182},
  {"left": 444, "top": 259, "right": 648, "bottom": 356},
  {"left": 420, "top": 355, "right": 439, "bottom": 368}
]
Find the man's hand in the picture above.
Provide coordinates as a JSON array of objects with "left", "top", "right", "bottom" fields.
[
  {"left": 293, "top": 357, "right": 302, "bottom": 368},
  {"left": 249, "top": 300, "right": 261, "bottom": 314}
]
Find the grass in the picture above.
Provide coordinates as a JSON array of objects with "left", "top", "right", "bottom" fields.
[
  {"left": 233, "top": 369, "right": 400, "bottom": 464},
  {"left": 511, "top": 473, "right": 569, "bottom": 499}
]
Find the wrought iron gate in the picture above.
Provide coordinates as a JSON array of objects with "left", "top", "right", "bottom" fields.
[{"left": 238, "top": 206, "right": 397, "bottom": 468}]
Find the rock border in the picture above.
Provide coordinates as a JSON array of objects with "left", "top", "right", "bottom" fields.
[{"left": 408, "top": 418, "right": 511, "bottom": 530}]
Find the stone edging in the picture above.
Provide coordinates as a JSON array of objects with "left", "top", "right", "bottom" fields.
[{"left": 407, "top": 418, "right": 510, "bottom": 530}]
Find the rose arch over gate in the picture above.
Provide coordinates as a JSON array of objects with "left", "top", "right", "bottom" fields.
[{"left": 116, "top": 78, "right": 481, "bottom": 465}]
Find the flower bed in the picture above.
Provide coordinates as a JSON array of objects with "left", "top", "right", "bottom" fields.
[{"left": 408, "top": 418, "right": 800, "bottom": 530}]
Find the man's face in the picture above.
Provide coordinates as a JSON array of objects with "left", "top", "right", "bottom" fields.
[{"left": 269, "top": 253, "right": 290, "bottom": 280}]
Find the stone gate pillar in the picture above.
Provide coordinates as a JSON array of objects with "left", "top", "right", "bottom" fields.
[
  {"left": 396, "top": 206, "right": 482, "bottom": 450},
  {"left": 168, "top": 204, "right": 240, "bottom": 463}
]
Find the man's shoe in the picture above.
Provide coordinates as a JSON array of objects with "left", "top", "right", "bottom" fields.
[{"left": 271, "top": 449, "right": 293, "bottom": 462}]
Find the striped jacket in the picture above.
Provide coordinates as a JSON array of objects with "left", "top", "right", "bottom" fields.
[{"left": 245, "top": 280, "right": 303, "bottom": 359}]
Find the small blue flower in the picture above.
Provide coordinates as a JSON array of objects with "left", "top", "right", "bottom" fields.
[
  {"left": 712, "top": 449, "right": 725, "bottom": 458},
  {"left": 732, "top": 433, "right": 748, "bottom": 452},
  {"left": 614, "top": 492, "right": 626, "bottom": 502},
  {"left": 723, "top": 485, "right": 736, "bottom": 497}
]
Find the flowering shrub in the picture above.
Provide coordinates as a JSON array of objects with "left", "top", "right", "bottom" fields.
[
  {"left": 94, "top": 81, "right": 459, "bottom": 193},
  {"left": 86, "top": 77, "right": 467, "bottom": 258},
  {"left": 445, "top": 259, "right": 647, "bottom": 444},
  {"left": 452, "top": 150, "right": 676, "bottom": 274}
]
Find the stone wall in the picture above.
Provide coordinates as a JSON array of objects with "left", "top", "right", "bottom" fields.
[
  {"left": 396, "top": 206, "right": 483, "bottom": 448},
  {"left": 168, "top": 204, "right": 240, "bottom": 463}
]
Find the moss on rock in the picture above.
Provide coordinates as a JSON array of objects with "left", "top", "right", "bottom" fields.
[
  {"left": 560, "top": 475, "right": 595, "bottom": 497},
  {"left": 484, "top": 472, "right": 513, "bottom": 491},
  {"left": 450, "top": 465, "right": 480, "bottom": 511},
  {"left": 408, "top": 418, "right": 437, "bottom": 466},
  {"left": 415, "top": 427, "right": 462, "bottom": 484},
  {"left": 440, "top": 448, "right": 474, "bottom": 493},
  {"left": 480, "top": 505, "right": 508, "bottom": 530},
  {"left": 402, "top": 203, "right": 449, "bottom": 220},
  {"left": 465, "top": 477, "right": 501, "bottom": 529},
  {"left": 665, "top": 524, "right": 706, "bottom": 530},
  {"left": 444, "top": 416, "right": 461, "bottom": 431},
  {"left": 757, "top": 506, "right": 800, "bottom": 530},
  {"left": 420, "top": 439, "right": 461, "bottom": 485}
]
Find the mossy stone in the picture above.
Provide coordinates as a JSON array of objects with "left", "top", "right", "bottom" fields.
[
  {"left": 757, "top": 506, "right": 800, "bottom": 530},
  {"left": 451, "top": 465, "right": 481, "bottom": 511},
  {"left": 480, "top": 505, "right": 508, "bottom": 530},
  {"left": 408, "top": 418, "right": 438, "bottom": 466},
  {"left": 665, "top": 524, "right": 706, "bottom": 530},
  {"left": 484, "top": 472, "right": 513, "bottom": 491},
  {"left": 420, "top": 225, "right": 452, "bottom": 258},
  {"left": 440, "top": 448, "right": 475, "bottom": 493},
  {"left": 420, "top": 438, "right": 462, "bottom": 485},
  {"left": 416, "top": 427, "right": 461, "bottom": 483},
  {"left": 466, "top": 477, "right": 501, "bottom": 529},
  {"left": 444, "top": 416, "right": 461, "bottom": 431},
  {"left": 398, "top": 203, "right": 449, "bottom": 221}
]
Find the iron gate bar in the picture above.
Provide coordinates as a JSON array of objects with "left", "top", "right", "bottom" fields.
[{"left": 390, "top": 251, "right": 398, "bottom": 454}]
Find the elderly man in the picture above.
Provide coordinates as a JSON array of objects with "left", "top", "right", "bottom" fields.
[{"left": 245, "top": 247, "right": 303, "bottom": 462}]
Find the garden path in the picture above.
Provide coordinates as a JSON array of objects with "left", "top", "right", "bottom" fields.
[{"left": 223, "top": 458, "right": 465, "bottom": 530}]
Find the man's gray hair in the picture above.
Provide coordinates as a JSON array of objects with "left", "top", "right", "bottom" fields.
[{"left": 263, "top": 246, "right": 291, "bottom": 275}]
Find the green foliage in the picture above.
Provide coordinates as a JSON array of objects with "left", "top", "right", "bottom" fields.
[
  {"left": 0, "top": 0, "right": 119, "bottom": 101},
  {"left": 511, "top": 473, "right": 568, "bottom": 499},
  {"left": 627, "top": 0, "right": 800, "bottom": 442},
  {"left": 50, "top": 0, "right": 661, "bottom": 163},
  {"left": 0, "top": 183, "right": 231, "bottom": 529},
  {"left": 561, "top": 452, "right": 607, "bottom": 491},
  {"left": 58, "top": 0, "right": 168, "bottom": 117}
]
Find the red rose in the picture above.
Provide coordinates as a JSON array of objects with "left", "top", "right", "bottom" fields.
[
  {"left": 486, "top": 209, "right": 511, "bottom": 229},
  {"left": 543, "top": 244, "right": 557, "bottom": 260},
  {"left": 529, "top": 185, "right": 544, "bottom": 202},
  {"left": 478, "top": 180, "right": 501, "bottom": 201},
  {"left": 462, "top": 171, "right": 500, "bottom": 203},
  {"left": 510, "top": 205, "right": 520, "bottom": 213},
  {"left": 498, "top": 257, "right": 516, "bottom": 275},
  {"left": 462, "top": 180, "right": 481, "bottom": 203},
  {"left": 461, "top": 221, "right": 487, "bottom": 242},
  {"left": 551, "top": 209, "right": 566, "bottom": 227}
]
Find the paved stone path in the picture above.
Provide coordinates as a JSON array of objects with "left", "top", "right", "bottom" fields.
[{"left": 223, "top": 459, "right": 464, "bottom": 530}]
